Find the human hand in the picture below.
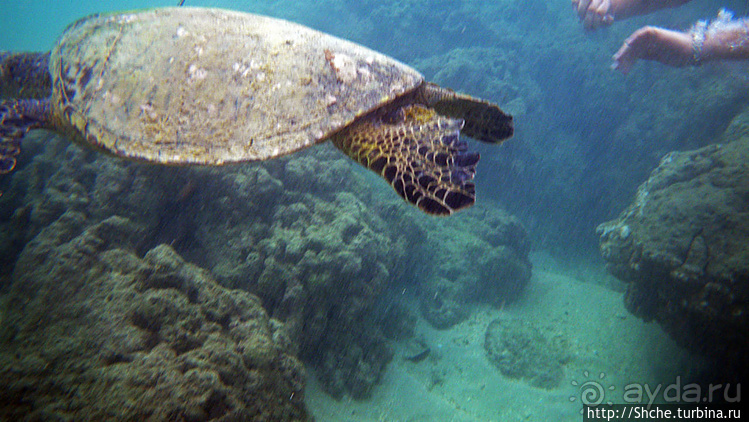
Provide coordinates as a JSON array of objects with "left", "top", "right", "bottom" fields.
[
  {"left": 572, "top": 0, "right": 615, "bottom": 30},
  {"left": 612, "top": 26, "right": 694, "bottom": 74}
]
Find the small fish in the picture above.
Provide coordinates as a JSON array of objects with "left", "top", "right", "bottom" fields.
[{"left": 404, "top": 348, "right": 430, "bottom": 363}]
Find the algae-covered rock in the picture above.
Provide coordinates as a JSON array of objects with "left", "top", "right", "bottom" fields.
[
  {"left": 0, "top": 134, "right": 410, "bottom": 399},
  {"left": 376, "top": 301, "right": 417, "bottom": 341},
  {"left": 598, "top": 137, "right": 749, "bottom": 374},
  {"left": 0, "top": 132, "right": 200, "bottom": 275},
  {"left": 169, "top": 146, "right": 411, "bottom": 399},
  {"left": 418, "top": 207, "right": 532, "bottom": 329},
  {"left": 484, "top": 318, "right": 569, "bottom": 389},
  {"left": 0, "top": 216, "right": 308, "bottom": 421},
  {"left": 313, "top": 328, "right": 394, "bottom": 399}
]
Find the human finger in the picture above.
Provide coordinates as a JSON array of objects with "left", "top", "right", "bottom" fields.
[
  {"left": 585, "top": 14, "right": 615, "bottom": 29},
  {"left": 611, "top": 28, "right": 654, "bottom": 74},
  {"left": 586, "top": 12, "right": 615, "bottom": 30},
  {"left": 594, "top": 0, "right": 614, "bottom": 23},
  {"left": 612, "top": 43, "right": 635, "bottom": 74},
  {"left": 575, "top": 0, "right": 593, "bottom": 20},
  {"left": 582, "top": 0, "right": 611, "bottom": 29},
  {"left": 583, "top": 10, "right": 606, "bottom": 30}
]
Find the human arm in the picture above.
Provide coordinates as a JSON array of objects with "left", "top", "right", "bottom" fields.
[
  {"left": 612, "top": 12, "right": 749, "bottom": 74},
  {"left": 572, "top": 0, "right": 693, "bottom": 30}
]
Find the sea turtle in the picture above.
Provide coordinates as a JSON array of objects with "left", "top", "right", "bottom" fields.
[{"left": 0, "top": 7, "right": 513, "bottom": 215}]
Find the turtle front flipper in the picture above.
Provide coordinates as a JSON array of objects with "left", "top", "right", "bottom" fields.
[
  {"left": 1, "top": 98, "right": 51, "bottom": 173},
  {"left": 333, "top": 105, "right": 478, "bottom": 216},
  {"left": 417, "top": 82, "right": 514, "bottom": 144}
]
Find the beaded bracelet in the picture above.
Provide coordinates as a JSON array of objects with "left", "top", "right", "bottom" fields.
[{"left": 691, "top": 20, "right": 707, "bottom": 65}]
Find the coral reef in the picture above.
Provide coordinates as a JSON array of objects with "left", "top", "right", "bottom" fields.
[
  {"left": 417, "top": 208, "right": 532, "bottom": 329},
  {"left": 0, "top": 215, "right": 308, "bottom": 421},
  {"left": 484, "top": 317, "right": 569, "bottom": 389},
  {"left": 598, "top": 134, "right": 749, "bottom": 375},
  {"left": 0, "top": 131, "right": 197, "bottom": 274},
  {"left": 0, "top": 133, "right": 413, "bottom": 400},
  {"left": 311, "top": 327, "right": 394, "bottom": 399},
  {"left": 166, "top": 147, "right": 413, "bottom": 399}
]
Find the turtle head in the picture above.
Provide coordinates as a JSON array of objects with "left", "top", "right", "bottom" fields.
[{"left": 417, "top": 82, "right": 514, "bottom": 144}]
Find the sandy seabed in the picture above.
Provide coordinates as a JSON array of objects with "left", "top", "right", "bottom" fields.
[{"left": 306, "top": 253, "right": 703, "bottom": 422}]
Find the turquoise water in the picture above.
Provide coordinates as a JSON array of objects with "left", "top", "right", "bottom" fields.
[{"left": 1, "top": 0, "right": 745, "bottom": 420}]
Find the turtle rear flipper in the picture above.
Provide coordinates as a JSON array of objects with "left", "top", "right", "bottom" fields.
[
  {"left": 1, "top": 52, "right": 52, "bottom": 100},
  {"left": 333, "top": 104, "right": 478, "bottom": 215},
  {"left": 0, "top": 138, "right": 20, "bottom": 173},
  {"left": 418, "top": 82, "right": 514, "bottom": 144},
  {"left": 1, "top": 98, "right": 51, "bottom": 174}
]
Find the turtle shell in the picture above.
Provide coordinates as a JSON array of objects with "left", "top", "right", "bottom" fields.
[{"left": 49, "top": 7, "right": 423, "bottom": 164}]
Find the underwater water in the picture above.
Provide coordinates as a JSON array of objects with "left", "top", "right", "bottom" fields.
[{"left": 1, "top": 0, "right": 747, "bottom": 421}]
